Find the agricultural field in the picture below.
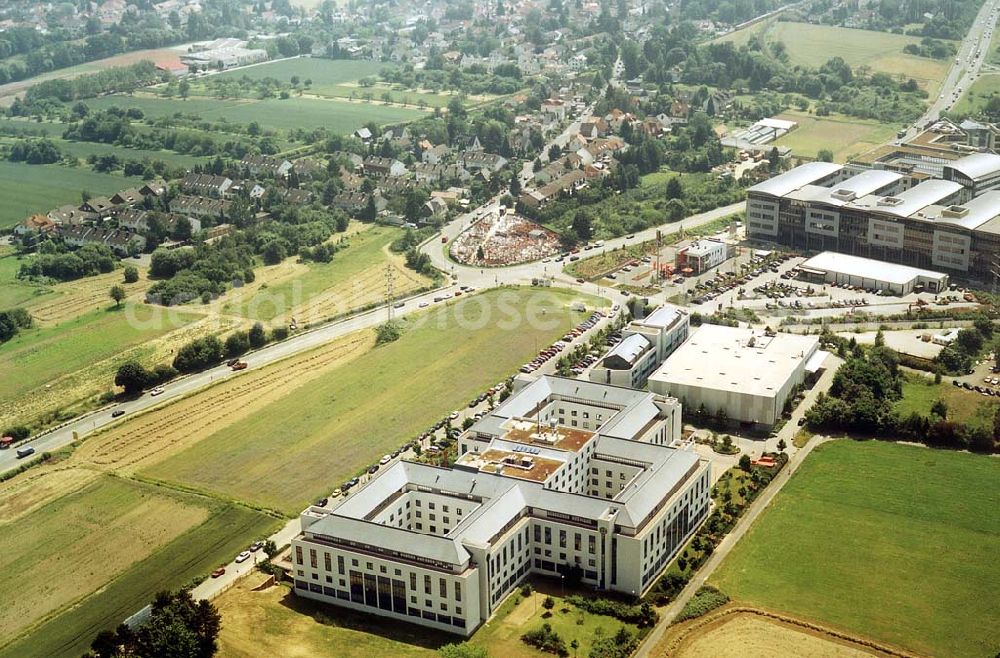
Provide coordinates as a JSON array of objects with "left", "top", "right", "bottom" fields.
[
  {"left": 85, "top": 92, "right": 425, "bottom": 135},
  {"left": 0, "top": 303, "right": 201, "bottom": 424},
  {"left": 0, "top": 474, "right": 208, "bottom": 645},
  {"left": 0, "top": 46, "right": 184, "bottom": 107},
  {"left": 0, "top": 492, "right": 277, "bottom": 658},
  {"left": 224, "top": 225, "right": 430, "bottom": 324},
  {"left": 0, "top": 160, "right": 133, "bottom": 230},
  {"left": 216, "top": 573, "right": 637, "bottom": 658},
  {"left": 771, "top": 110, "right": 900, "bottom": 161},
  {"left": 667, "top": 611, "right": 882, "bottom": 658},
  {"left": 144, "top": 288, "right": 602, "bottom": 514},
  {"left": 719, "top": 22, "right": 952, "bottom": 95},
  {"left": 711, "top": 440, "right": 1000, "bottom": 658},
  {"left": 894, "top": 373, "right": 999, "bottom": 428}
]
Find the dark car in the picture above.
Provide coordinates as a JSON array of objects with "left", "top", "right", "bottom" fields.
[
  {"left": 111, "top": 409, "right": 125, "bottom": 418},
  {"left": 368, "top": 465, "right": 379, "bottom": 474},
  {"left": 314, "top": 497, "right": 328, "bottom": 507}
]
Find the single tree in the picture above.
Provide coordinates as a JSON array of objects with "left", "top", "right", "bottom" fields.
[
  {"left": 123, "top": 265, "right": 139, "bottom": 283},
  {"left": 110, "top": 284, "right": 126, "bottom": 307},
  {"left": 542, "top": 596, "right": 555, "bottom": 611},
  {"left": 776, "top": 438, "right": 787, "bottom": 453},
  {"left": 115, "top": 361, "right": 150, "bottom": 395}
]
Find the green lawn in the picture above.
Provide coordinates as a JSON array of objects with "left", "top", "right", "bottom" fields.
[
  {"left": 194, "top": 58, "right": 457, "bottom": 108},
  {"left": 0, "top": 304, "right": 200, "bottom": 404},
  {"left": 146, "top": 288, "right": 603, "bottom": 514},
  {"left": 85, "top": 93, "right": 425, "bottom": 134},
  {"left": 895, "top": 373, "right": 999, "bottom": 429},
  {"left": 0, "top": 160, "right": 133, "bottom": 229},
  {"left": 0, "top": 252, "right": 53, "bottom": 309},
  {"left": 0, "top": 490, "right": 278, "bottom": 658},
  {"left": 719, "top": 22, "right": 951, "bottom": 94},
  {"left": 711, "top": 440, "right": 1000, "bottom": 658},
  {"left": 772, "top": 110, "right": 900, "bottom": 161},
  {"left": 210, "top": 58, "right": 386, "bottom": 88},
  {"left": 952, "top": 73, "right": 1000, "bottom": 116}
]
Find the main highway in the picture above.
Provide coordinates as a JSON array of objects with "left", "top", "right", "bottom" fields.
[{"left": 901, "top": 0, "right": 1000, "bottom": 141}]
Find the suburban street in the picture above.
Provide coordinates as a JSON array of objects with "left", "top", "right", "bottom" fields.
[{"left": 903, "top": 0, "right": 1000, "bottom": 140}]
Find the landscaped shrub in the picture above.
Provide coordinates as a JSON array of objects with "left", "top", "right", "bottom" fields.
[
  {"left": 565, "top": 595, "right": 658, "bottom": 627},
  {"left": 674, "top": 586, "right": 729, "bottom": 622},
  {"left": 521, "top": 623, "right": 568, "bottom": 657}
]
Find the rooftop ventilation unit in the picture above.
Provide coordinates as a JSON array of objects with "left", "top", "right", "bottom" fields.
[
  {"left": 877, "top": 196, "right": 904, "bottom": 207},
  {"left": 942, "top": 205, "right": 970, "bottom": 218}
]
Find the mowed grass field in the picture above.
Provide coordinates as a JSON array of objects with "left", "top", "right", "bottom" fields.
[
  {"left": 199, "top": 58, "right": 463, "bottom": 108},
  {"left": 952, "top": 73, "right": 1000, "bottom": 116},
  {"left": 895, "top": 373, "right": 999, "bottom": 429},
  {"left": 719, "top": 21, "right": 952, "bottom": 95},
  {"left": 85, "top": 93, "right": 425, "bottom": 135},
  {"left": 711, "top": 441, "right": 1000, "bottom": 658},
  {"left": 145, "top": 288, "right": 603, "bottom": 514},
  {"left": 772, "top": 110, "right": 900, "bottom": 161},
  {"left": 0, "top": 160, "right": 132, "bottom": 229}
]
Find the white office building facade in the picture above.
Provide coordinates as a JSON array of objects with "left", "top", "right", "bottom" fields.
[{"left": 291, "top": 377, "right": 710, "bottom": 635}]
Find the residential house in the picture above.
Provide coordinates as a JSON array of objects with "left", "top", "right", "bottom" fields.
[
  {"left": 423, "top": 196, "right": 449, "bottom": 218},
  {"left": 413, "top": 163, "right": 471, "bottom": 185},
  {"left": 421, "top": 144, "right": 451, "bottom": 165},
  {"left": 79, "top": 196, "right": 116, "bottom": 219},
  {"left": 519, "top": 170, "right": 586, "bottom": 209},
  {"left": 14, "top": 215, "right": 57, "bottom": 237},
  {"left": 110, "top": 188, "right": 144, "bottom": 207},
  {"left": 170, "top": 195, "right": 231, "bottom": 220},
  {"left": 139, "top": 180, "right": 168, "bottom": 197},
  {"left": 240, "top": 155, "right": 293, "bottom": 178},
  {"left": 353, "top": 127, "right": 373, "bottom": 143},
  {"left": 457, "top": 151, "right": 508, "bottom": 173},
  {"left": 541, "top": 98, "right": 568, "bottom": 121},
  {"left": 181, "top": 173, "right": 232, "bottom": 197},
  {"left": 332, "top": 191, "right": 386, "bottom": 215},
  {"left": 48, "top": 205, "right": 89, "bottom": 226},
  {"left": 363, "top": 156, "right": 407, "bottom": 178}
]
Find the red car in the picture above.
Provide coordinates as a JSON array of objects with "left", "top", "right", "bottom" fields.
[{"left": 211, "top": 566, "right": 226, "bottom": 578}]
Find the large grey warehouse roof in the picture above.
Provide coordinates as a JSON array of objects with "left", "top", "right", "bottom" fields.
[
  {"left": 746, "top": 161, "right": 843, "bottom": 197},
  {"left": 918, "top": 191, "right": 1000, "bottom": 231},
  {"left": 819, "top": 169, "right": 903, "bottom": 204},
  {"left": 801, "top": 251, "right": 947, "bottom": 286},
  {"left": 851, "top": 179, "right": 964, "bottom": 218},
  {"left": 944, "top": 152, "right": 1000, "bottom": 180}
]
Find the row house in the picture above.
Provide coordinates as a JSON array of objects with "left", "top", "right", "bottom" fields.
[
  {"left": 240, "top": 155, "right": 293, "bottom": 178},
  {"left": 457, "top": 152, "right": 508, "bottom": 174},
  {"left": 170, "top": 195, "right": 231, "bottom": 219},
  {"left": 363, "top": 156, "right": 407, "bottom": 178},
  {"left": 181, "top": 173, "right": 233, "bottom": 197},
  {"left": 413, "top": 163, "right": 471, "bottom": 185},
  {"left": 59, "top": 225, "right": 146, "bottom": 255}
]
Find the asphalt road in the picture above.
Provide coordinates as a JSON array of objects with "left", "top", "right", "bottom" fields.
[{"left": 902, "top": 0, "right": 1000, "bottom": 141}]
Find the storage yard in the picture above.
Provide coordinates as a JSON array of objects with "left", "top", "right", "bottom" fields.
[{"left": 450, "top": 212, "right": 562, "bottom": 266}]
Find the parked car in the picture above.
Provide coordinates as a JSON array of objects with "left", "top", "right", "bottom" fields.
[
  {"left": 211, "top": 567, "right": 226, "bottom": 578},
  {"left": 249, "top": 541, "right": 263, "bottom": 552},
  {"left": 379, "top": 454, "right": 391, "bottom": 465},
  {"left": 235, "top": 550, "right": 252, "bottom": 563}
]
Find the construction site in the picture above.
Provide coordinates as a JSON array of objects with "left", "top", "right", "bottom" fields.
[{"left": 450, "top": 211, "right": 562, "bottom": 266}]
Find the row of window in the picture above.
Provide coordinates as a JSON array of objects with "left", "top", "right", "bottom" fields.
[{"left": 294, "top": 580, "right": 466, "bottom": 629}]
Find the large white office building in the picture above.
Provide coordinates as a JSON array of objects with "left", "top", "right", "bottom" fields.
[
  {"left": 291, "top": 376, "right": 711, "bottom": 635},
  {"left": 589, "top": 304, "right": 690, "bottom": 388},
  {"left": 648, "top": 325, "right": 823, "bottom": 427}
]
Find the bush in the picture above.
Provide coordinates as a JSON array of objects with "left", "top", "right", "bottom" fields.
[
  {"left": 565, "top": 595, "right": 658, "bottom": 627},
  {"left": 521, "top": 623, "right": 568, "bottom": 657},
  {"left": 173, "top": 335, "right": 224, "bottom": 372},
  {"left": 1, "top": 425, "right": 31, "bottom": 441},
  {"left": 123, "top": 265, "right": 139, "bottom": 283},
  {"left": 248, "top": 322, "right": 268, "bottom": 348},
  {"left": 271, "top": 326, "right": 289, "bottom": 342},
  {"left": 225, "top": 331, "right": 250, "bottom": 358},
  {"left": 0, "top": 307, "right": 33, "bottom": 343},
  {"left": 675, "top": 585, "right": 729, "bottom": 622},
  {"left": 375, "top": 321, "right": 402, "bottom": 345}
]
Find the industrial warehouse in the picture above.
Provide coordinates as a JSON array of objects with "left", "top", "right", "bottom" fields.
[
  {"left": 290, "top": 376, "right": 710, "bottom": 635},
  {"left": 648, "top": 325, "right": 824, "bottom": 428},
  {"left": 745, "top": 153, "right": 1000, "bottom": 281}
]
